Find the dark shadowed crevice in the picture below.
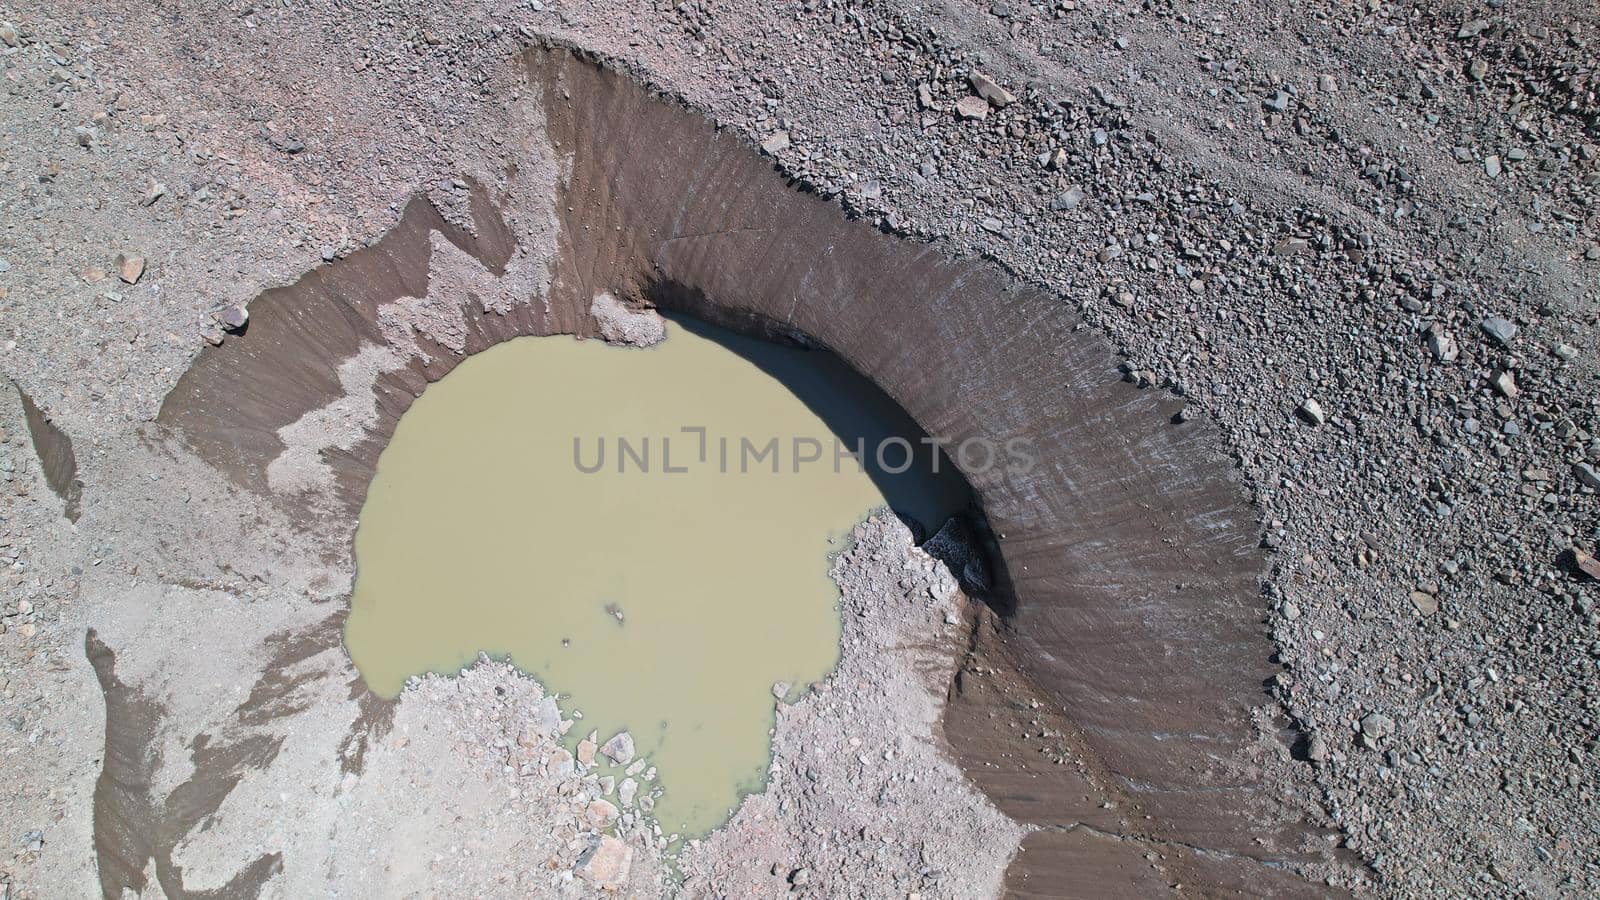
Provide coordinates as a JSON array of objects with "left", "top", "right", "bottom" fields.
[
  {"left": 648, "top": 285, "right": 1012, "bottom": 602},
  {"left": 658, "top": 305, "right": 974, "bottom": 537}
]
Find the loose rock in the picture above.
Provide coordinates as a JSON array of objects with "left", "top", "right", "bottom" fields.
[
  {"left": 1359, "top": 712, "right": 1396, "bottom": 747},
  {"left": 1479, "top": 317, "right": 1517, "bottom": 345},
  {"left": 586, "top": 798, "right": 619, "bottom": 829},
  {"left": 1575, "top": 464, "right": 1600, "bottom": 491},
  {"left": 1426, "top": 329, "right": 1459, "bottom": 362},
  {"left": 953, "top": 96, "right": 989, "bottom": 120},
  {"left": 968, "top": 72, "right": 1015, "bottom": 108},
  {"left": 1051, "top": 185, "right": 1085, "bottom": 211},
  {"left": 115, "top": 253, "right": 145, "bottom": 285},
  {"left": 1490, "top": 370, "right": 1518, "bottom": 399},
  {"left": 600, "top": 730, "right": 635, "bottom": 765},
  {"left": 760, "top": 131, "right": 790, "bottom": 155},
  {"left": 216, "top": 306, "right": 249, "bottom": 332},
  {"left": 546, "top": 747, "right": 575, "bottom": 781},
  {"left": 574, "top": 835, "right": 633, "bottom": 890}
]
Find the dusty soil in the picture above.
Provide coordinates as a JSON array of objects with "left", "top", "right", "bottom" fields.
[{"left": 1, "top": 0, "right": 1597, "bottom": 896}]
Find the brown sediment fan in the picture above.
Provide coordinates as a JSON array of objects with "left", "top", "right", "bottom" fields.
[{"left": 157, "top": 44, "right": 1343, "bottom": 895}]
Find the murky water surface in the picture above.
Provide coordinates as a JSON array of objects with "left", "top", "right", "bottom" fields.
[{"left": 345, "top": 315, "right": 966, "bottom": 838}]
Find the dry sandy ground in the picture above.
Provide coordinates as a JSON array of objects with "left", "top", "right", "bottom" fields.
[{"left": 1, "top": 0, "right": 1598, "bottom": 896}]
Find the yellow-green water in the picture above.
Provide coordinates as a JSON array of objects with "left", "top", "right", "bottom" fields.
[{"left": 344, "top": 315, "right": 967, "bottom": 838}]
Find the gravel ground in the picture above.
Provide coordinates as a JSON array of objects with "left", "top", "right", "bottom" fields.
[{"left": 1, "top": 0, "right": 1598, "bottom": 895}]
